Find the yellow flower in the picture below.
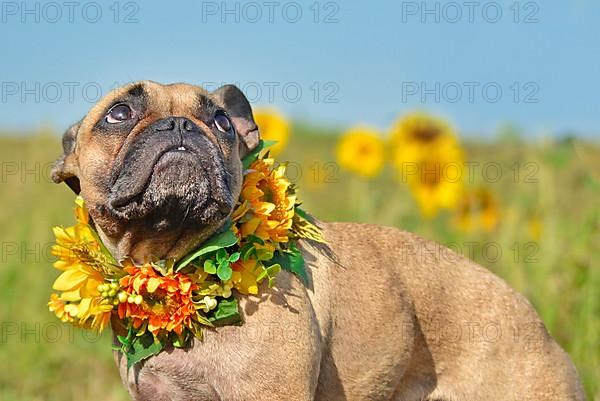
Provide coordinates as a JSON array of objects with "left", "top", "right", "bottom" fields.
[
  {"left": 390, "top": 112, "right": 462, "bottom": 171},
  {"left": 48, "top": 294, "right": 75, "bottom": 323},
  {"left": 51, "top": 224, "right": 97, "bottom": 271},
  {"left": 52, "top": 197, "right": 119, "bottom": 275},
  {"left": 49, "top": 290, "right": 113, "bottom": 331},
  {"left": 253, "top": 108, "right": 290, "bottom": 156},
  {"left": 406, "top": 144, "right": 465, "bottom": 217},
  {"left": 48, "top": 197, "right": 115, "bottom": 331},
  {"left": 410, "top": 181, "right": 463, "bottom": 218},
  {"left": 390, "top": 113, "right": 465, "bottom": 217},
  {"left": 51, "top": 223, "right": 106, "bottom": 300},
  {"left": 233, "top": 157, "right": 295, "bottom": 243},
  {"left": 230, "top": 259, "right": 262, "bottom": 295},
  {"left": 74, "top": 297, "right": 114, "bottom": 331},
  {"left": 73, "top": 196, "right": 89, "bottom": 225},
  {"left": 336, "top": 126, "right": 385, "bottom": 178},
  {"left": 390, "top": 112, "right": 459, "bottom": 159},
  {"left": 454, "top": 188, "right": 500, "bottom": 233}
]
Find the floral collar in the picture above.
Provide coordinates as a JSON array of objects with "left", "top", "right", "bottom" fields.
[{"left": 48, "top": 141, "right": 324, "bottom": 368}]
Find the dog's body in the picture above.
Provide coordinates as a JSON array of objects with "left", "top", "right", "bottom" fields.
[
  {"left": 113, "top": 223, "right": 585, "bottom": 401},
  {"left": 52, "top": 81, "right": 585, "bottom": 401}
]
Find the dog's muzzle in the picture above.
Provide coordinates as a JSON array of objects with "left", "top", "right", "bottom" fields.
[{"left": 107, "top": 116, "right": 233, "bottom": 225}]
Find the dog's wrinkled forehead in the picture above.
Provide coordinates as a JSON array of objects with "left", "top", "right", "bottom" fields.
[
  {"left": 79, "top": 81, "right": 219, "bottom": 135},
  {"left": 73, "top": 80, "right": 259, "bottom": 157}
]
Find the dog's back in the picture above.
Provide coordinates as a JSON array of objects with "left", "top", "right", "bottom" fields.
[{"left": 306, "top": 222, "right": 585, "bottom": 401}]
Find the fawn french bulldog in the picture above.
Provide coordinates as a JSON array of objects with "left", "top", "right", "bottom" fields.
[{"left": 52, "top": 81, "right": 585, "bottom": 401}]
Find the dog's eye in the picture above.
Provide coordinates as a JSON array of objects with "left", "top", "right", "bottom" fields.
[
  {"left": 106, "top": 104, "right": 133, "bottom": 124},
  {"left": 214, "top": 111, "right": 232, "bottom": 133}
]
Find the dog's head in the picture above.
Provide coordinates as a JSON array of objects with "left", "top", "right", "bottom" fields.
[{"left": 51, "top": 81, "right": 260, "bottom": 262}]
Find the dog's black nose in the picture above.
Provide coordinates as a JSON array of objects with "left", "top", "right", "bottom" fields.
[{"left": 154, "top": 117, "right": 200, "bottom": 133}]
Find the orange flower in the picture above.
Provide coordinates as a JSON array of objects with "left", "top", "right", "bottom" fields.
[
  {"left": 233, "top": 157, "right": 295, "bottom": 243},
  {"left": 118, "top": 263, "right": 198, "bottom": 336}
]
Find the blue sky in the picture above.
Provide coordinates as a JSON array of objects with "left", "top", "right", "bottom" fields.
[{"left": 1, "top": 0, "right": 599, "bottom": 137}]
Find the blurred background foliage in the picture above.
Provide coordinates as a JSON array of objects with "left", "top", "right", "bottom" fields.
[{"left": 0, "top": 110, "right": 598, "bottom": 400}]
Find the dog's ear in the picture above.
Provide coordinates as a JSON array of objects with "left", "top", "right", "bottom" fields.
[
  {"left": 51, "top": 121, "right": 81, "bottom": 194},
  {"left": 213, "top": 85, "right": 260, "bottom": 157}
]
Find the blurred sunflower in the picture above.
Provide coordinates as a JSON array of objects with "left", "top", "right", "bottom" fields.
[
  {"left": 390, "top": 113, "right": 465, "bottom": 217},
  {"left": 336, "top": 126, "right": 385, "bottom": 178},
  {"left": 453, "top": 188, "right": 500, "bottom": 233},
  {"left": 527, "top": 214, "right": 543, "bottom": 241},
  {"left": 390, "top": 112, "right": 460, "bottom": 159},
  {"left": 407, "top": 146, "right": 465, "bottom": 217},
  {"left": 253, "top": 108, "right": 290, "bottom": 156}
]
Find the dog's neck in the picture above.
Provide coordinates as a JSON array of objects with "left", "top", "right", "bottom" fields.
[{"left": 94, "top": 222, "right": 219, "bottom": 264}]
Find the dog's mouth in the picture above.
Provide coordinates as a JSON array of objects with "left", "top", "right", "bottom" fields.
[
  {"left": 107, "top": 133, "right": 234, "bottom": 229},
  {"left": 110, "top": 145, "right": 195, "bottom": 208}
]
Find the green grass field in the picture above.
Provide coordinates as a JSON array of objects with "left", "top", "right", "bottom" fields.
[{"left": 0, "top": 129, "right": 598, "bottom": 400}]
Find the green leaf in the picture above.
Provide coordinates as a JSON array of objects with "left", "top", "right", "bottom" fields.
[
  {"left": 208, "top": 298, "right": 242, "bottom": 326},
  {"left": 267, "top": 264, "right": 281, "bottom": 275},
  {"left": 216, "top": 263, "right": 233, "bottom": 281},
  {"left": 117, "top": 332, "right": 130, "bottom": 345},
  {"left": 262, "top": 139, "right": 278, "bottom": 148},
  {"left": 125, "top": 332, "right": 164, "bottom": 370},
  {"left": 256, "top": 267, "right": 268, "bottom": 283},
  {"left": 256, "top": 263, "right": 282, "bottom": 287},
  {"left": 270, "top": 244, "right": 308, "bottom": 285},
  {"left": 256, "top": 247, "right": 274, "bottom": 261},
  {"left": 228, "top": 252, "right": 240, "bottom": 263},
  {"left": 112, "top": 334, "right": 130, "bottom": 353},
  {"left": 294, "top": 207, "right": 320, "bottom": 225},
  {"left": 246, "top": 234, "right": 265, "bottom": 245},
  {"left": 240, "top": 243, "right": 255, "bottom": 261},
  {"left": 242, "top": 139, "right": 278, "bottom": 169},
  {"left": 194, "top": 313, "right": 214, "bottom": 327},
  {"left": 216, "top": 248, "right": 228, "bottom": 262},
  {"left": 294, "top": 207, "right": 310, "bottom": 220},
  {"left": 176, "top": 228, "right": 238, "bottom": 271},
  {"left": 171, "top": 336, "right": 185, "bottom": 348},
  {"left": 115, "top": 324, "right": 134, "bottom": 352},
  {"left": 203, "top": 259, "right": 216, "bottom": 274},
  {"left": 169, "top": 330, "right": 191, "bottom": 348}
]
